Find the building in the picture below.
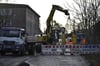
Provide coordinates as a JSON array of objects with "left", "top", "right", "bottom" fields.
[{"left": 0, "top": 3, "right": 41, "bottom": 35}]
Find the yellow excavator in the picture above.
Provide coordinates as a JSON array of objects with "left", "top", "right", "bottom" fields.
[{"left": 39, "top": 5, "right": 69, "bottom": 44}]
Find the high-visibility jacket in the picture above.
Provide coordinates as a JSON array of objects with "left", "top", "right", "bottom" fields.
[
  {"left": 61, "top": 33, "right": 66, "bottom": 45},
  {"left": 82, "top": 38, "right": 86, "bottom": 45},
  {"left": 72, "top": 34, "right": 77, "bottom": 44}
]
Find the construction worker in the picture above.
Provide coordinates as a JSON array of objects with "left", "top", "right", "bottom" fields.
[
  {"left": 82, "top": 38, "right": 86, "bottom": 45},
  {"left": 68, "top": 39, "right": 73, "bottom": 46},
  {"left": 61, "top": 33, "right": 66, "bottom": 45},
  {"left": 71, "top": 33, "right": 77, "bottom": 45}
]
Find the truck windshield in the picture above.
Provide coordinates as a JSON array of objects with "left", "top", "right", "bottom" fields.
[{"left": 0, "top": 30, "right": 20, "bottom": 37}]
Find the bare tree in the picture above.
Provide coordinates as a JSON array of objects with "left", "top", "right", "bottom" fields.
[{"left": 65, "top": 0, "right": 100, "bottom": 43}]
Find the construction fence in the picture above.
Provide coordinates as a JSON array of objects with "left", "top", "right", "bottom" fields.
[{"left": 41, "top": 44, "right": 100, "bottom": 55}]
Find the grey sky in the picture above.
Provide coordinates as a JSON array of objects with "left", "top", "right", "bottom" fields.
[{"left": 1, "top": 0, "right": 74, "bottom": 31}]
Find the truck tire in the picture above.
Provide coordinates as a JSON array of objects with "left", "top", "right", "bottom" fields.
[
  {"left": 24, "top": 50, "right": 29, "bottom": 55},
  {"left": 13, "top": 51, "right": 24, "bottom": 56},
  {"left": 18, "top": 51, "right": 24, "bottom": 56},
  {"left": 1, "top": 52, "right": 5, "bottom": 56}
]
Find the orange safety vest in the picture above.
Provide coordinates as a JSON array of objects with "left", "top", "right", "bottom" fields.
[{"left": 82, "top": 38, "right": 86, "bottom": 45}]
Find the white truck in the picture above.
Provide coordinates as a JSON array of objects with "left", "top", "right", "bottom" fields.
[{"left": 0, "top": 27, "right": 38, "bottom": 55}]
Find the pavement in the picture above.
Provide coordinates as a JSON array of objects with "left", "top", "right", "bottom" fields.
[{"left": 0, "top": 55, "right": 90, "bottom": 66}]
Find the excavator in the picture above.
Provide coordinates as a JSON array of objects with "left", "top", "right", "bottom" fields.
[{"left": 39, "top": 5, "right": 69, "bottom": 44}]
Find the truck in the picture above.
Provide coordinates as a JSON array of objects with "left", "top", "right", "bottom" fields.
[{"left": 0, "top": 27, "right": 38, "bottom": 55}]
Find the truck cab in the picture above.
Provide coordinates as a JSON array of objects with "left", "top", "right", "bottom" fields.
[{"left": 0, "top": 27, "right": 26, "bottom": 55}]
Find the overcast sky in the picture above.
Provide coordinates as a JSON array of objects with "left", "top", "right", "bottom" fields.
[{"left": 2, "top": 0, "right": 74, "bottom": 32}]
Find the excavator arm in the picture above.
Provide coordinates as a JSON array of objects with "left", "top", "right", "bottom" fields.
[{"left": 46, "top": 5, "right": 69, "bottom": 43}]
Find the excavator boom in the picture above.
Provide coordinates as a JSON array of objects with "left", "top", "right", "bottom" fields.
[{"left": 46, "top": 5, "right": 69, "bottom": 43}]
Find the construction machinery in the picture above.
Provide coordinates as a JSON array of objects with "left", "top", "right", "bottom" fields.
[
  {"left": 40, "top": 5, "right": 69, "bottom": 44},
  {"left": 0, "top": 5, "right": 69, "bottom": 55}
]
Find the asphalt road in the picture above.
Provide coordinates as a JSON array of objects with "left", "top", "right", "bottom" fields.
[{"left": 0, "top": 55, "right": 90, "bottom": 66}]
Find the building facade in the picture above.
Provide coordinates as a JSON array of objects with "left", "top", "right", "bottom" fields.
[{"left": 0, "top": 3, "right": 41, "bottom": 35}]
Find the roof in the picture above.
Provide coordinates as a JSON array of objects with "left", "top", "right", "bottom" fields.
[
  {"left": 0, "top": 3, "right": 40, "bottom": 17},
  {"left": 0, "top": 27, "right": 25, "bottom": 31}
]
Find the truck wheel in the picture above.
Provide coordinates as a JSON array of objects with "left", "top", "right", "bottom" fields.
[
  {"left": 13, "top": 51, "right": 24, "bottom": 56},
  {"left": 13, "top": 51, "right": 19, "bottom": 56},
  {"left": 24, "top": 50, "right": 29, "bottom": 55},
  {"left": 19, "top": 51, "right": 25, "bottom": 56},
  {"left": 1, "top": 52, "right": 5, "bottom": 56},
  {"left": 28, "top": 50, "right": 32, "bottom": 55}
]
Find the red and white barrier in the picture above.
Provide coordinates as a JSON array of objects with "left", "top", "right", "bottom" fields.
[
  {"left": 41, "top": 44, "right": 100, "bottom": 55},
  {"left": 41, "top": 45, "right": 63, "bottom": 55}
]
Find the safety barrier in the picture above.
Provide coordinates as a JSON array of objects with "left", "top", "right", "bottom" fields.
[
  {"left": 71, "top": 45, "right": 100, "bottom": 55},
  {"left": 41, "top": 44, "right": 100, "bottom": 55},
  {"left": 79, "top": 45, "right": 100, "bottom": 54},
  {"left": 41, "top": 45, "right": 63, "bottom": 55}
]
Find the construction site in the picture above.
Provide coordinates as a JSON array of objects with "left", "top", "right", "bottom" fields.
[{"left": 0, "top": 0, "right": 100, "bottom": 66}]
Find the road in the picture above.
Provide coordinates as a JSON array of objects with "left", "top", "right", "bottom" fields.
[{"left": 0, "top": 55, "right": 90, "bottom": 66}]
